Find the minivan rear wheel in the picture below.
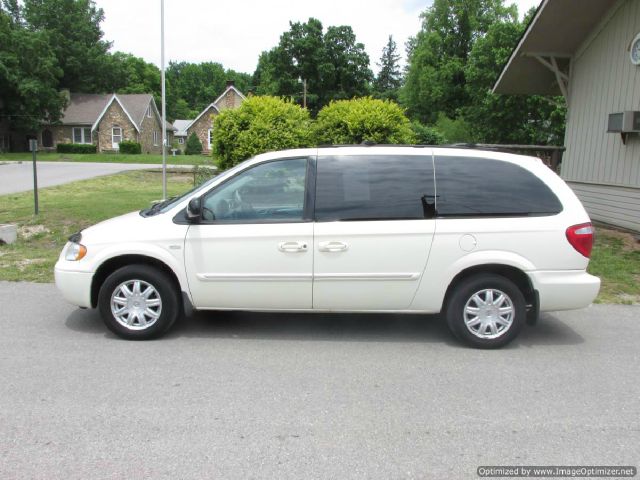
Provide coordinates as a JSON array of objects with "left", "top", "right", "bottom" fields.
[
  {"left": 445, "top": 274, "right": 525, "bottom": 349},
  {"left": 98, "top": 264, "right": 180, "bottom": 340}
]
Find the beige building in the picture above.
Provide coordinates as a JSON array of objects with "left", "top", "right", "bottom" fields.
[
  {"left": 37, "top": 93, "right": 175, "bottom": 154},
  {"left": 174, "top": 82, "right": 246, "bottom": 153},
  {"left": 494, "top": 0, "right": 640, "bottom": 232}
]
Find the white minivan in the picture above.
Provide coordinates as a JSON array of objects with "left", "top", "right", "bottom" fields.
[{"left": 55, "top": 146, "right": 600, "bottom": 348}]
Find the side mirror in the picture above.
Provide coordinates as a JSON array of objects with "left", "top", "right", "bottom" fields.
[{"left": 186, "top": 197, "right": 203, "bottom": 222}]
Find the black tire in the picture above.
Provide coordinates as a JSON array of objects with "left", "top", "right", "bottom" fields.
[
  {"left": 445, "top": 274, "right": 525, "bottom": 349},
  {"left": 98, "top": 264, "right": 180, "bottom": 340}
]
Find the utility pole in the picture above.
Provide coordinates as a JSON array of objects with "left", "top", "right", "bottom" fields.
[
  {"left": 160, "top": 0, "right": 167, "bottom": 200},
  {"left": 303, "top": 78, "right": 307, "bottom": 109}
]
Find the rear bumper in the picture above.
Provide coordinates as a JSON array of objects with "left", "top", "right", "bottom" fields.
[
  {"left": 54, "top": 263, "right": 93, "bottom": 308},
  {"left": 529, "top": 270, "right": 600, "bottom": 311}
]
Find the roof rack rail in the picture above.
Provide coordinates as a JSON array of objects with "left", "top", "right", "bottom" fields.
[{"left": 315, "top": 143, "right": 565, "bottom": 153}]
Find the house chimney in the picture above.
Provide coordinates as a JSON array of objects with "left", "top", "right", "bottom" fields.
[{"left": 226, "top": 80, "right": 235, "bottom": 88}]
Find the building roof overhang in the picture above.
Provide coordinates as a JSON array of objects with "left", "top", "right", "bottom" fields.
[{"left": 493, "top": 0, "right": 621, "bottom": 96}]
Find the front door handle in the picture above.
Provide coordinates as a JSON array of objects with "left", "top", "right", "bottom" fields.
[
  {"left": 278, "top": 241, "right": 308, "bottom": 253},
  {"left": 318, "top": 241, "right": 349, "bottom": 252}
]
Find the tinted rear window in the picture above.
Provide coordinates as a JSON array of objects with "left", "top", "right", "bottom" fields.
[
  {"left": 435, "top": 156, "right": 562, "bottom": 217},
  {"left": 315, "top": 155, "right": 435, "bottom": 221}
]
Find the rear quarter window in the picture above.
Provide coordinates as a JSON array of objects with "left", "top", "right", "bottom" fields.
[{"left": 434, "top": 156, "right": 562, "bottom": 217}]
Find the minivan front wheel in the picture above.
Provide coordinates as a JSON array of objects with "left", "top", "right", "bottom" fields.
[
  {"left": 98, "top": 265, "right": 180, "bottom": 340},
  {"left": 445, "top": 274, "right": 525, "bottom": 348}
]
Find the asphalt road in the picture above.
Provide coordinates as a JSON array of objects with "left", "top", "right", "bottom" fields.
[
  {"left": 0, "top": 161, "right": 191, "bottom": 195},
  {"left": 1, "top": 282, "right": 638, "bottom": 479}
]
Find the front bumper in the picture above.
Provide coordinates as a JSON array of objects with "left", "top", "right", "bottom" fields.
[
  {"left": 54, "top": 262, "right": 93, "bottom": 308},
  {"left": 529, "top": 270, "right": 600, "bottom": 312}
]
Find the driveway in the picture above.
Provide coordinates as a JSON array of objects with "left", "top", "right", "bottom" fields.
[
  {"left": 0, "top": 161, "right": 192, "bottom": 195},
  {"left": 0, "top": 282, "right": 638, "bottom": 479}
]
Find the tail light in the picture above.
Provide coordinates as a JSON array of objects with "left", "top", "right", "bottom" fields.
[{"left": 566, "top": 223, "right": 595, "bottom": 258}]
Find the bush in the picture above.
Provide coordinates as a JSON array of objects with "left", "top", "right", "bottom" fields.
[
  {"left": 314, "top": 97, "right": 415, "bottom": 145},
  {"left": 434, "top": 113, "right": 475, "bottom": 144},
  {"left": 185, "top": 132, "right": 203, "bottom": 155},
  {"left": 192, "top": 164, "right": 216, "bottom": 186},
  {"left": 118, "top": 141, "right": 141, "bottom": 154},
  {"left": 410, "top": 121, "right": 447, "bottom": 145},
  {"left": 56, "top": 143, "right": 97, "bottom": 154},
  {"left": 212, "top": 96, "right": 313, "bottom": 170}
]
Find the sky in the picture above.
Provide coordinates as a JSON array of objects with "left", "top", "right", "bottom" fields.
[{"left": 97, "top": 0, "right": 541, "bottom": 75}]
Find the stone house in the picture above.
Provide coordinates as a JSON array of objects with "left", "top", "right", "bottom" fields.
[
  {"left": 174, "top": 81, "right": 246, "bottom": 153},
  {"left": 37, "top": 93, "right": 175, "bottom": 154}
]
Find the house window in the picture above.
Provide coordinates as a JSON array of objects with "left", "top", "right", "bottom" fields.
[
  {"left": 153, "top": 130, "right": 159, "bottom": 146},
  {"left": 146, "top": 105, "right": 152, "bottom": 118},
  {"left": 112, "top": 126, "right": 122, "bottom": 148},
  {"left": 72, "top": 127, "right": 92, "bottom": 144},
  {"left": 208, "top": 128, "right": 213, "bottom": 148},
  {"left": 42, "top": 129, "right": 53, "bottom": 148},
  {"left": 178, "top": 137, "right": 184, "bottom": 144}
]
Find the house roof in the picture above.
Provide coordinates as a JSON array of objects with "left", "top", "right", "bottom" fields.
[
  {"left": 60, "top": 94, "right": 112, "bottom": 125},
  {"left": 212, "top": 85, "right": 247, "bottom": 109},
  {"left": 60, "top": 93, "right": 175, "bottom": 131},
  {"left": 183, "top": 104, "right": 220, "bottom": 133},
  {"left": 171, "top": 85, "right": 247, "bottom": 135},
  {"left": 493, "top": 0, "right": 620, "bottom": 95},
  {"left": 173, "top": 119, "right": 191, "bottom": 136}
]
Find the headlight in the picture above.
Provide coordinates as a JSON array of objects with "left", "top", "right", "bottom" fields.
[{"left": 65, "top": 242, "right": 87, "bottom": 261}]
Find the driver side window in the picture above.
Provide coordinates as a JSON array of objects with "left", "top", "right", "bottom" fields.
[{"left": 202, "top": 158, "right": 308, "bottom": 223}]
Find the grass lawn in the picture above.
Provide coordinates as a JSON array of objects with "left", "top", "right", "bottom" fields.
[
  {"left": 588, "top": 228, "right": 640, "bottom": 304},
  {"left": 0, "top": 152, "right": 211, "bottom": 166},
  {"left": 0, "top": 171, "right": 195, "bottom": 282},
  {"left": 0, "top": 173, "right": 638, "bottom": 305}
]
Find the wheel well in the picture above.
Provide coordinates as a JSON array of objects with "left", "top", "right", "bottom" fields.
[
  {"left": 442, "top": 264, "right": 536, "bottom": 312},
  {"left": 91, "top": 254, "right": 181, "bottom": 308}
]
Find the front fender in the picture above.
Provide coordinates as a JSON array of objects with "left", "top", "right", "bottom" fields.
[{"left": 91, "top": 242, "right": 189, "bottom": 295}]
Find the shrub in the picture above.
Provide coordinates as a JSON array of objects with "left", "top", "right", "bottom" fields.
[
  {"left": 192, "top": 164, "right": 216, "bottom": 186},
  {"left": 434, "top": 113, "right": 475, "bottom": 144},
  {"left": 212, "top": 96, "right": 313, "bottom": 170},
  {"left": 56, "top": 143, "right": 97, "bottom": 154},
  {"left": 410, "top": 121, "right": 447, "bottom": 145},
  {"left": 314, "top": 97, "right": 415, "bottom": 145},
  {"left": 185, "top": 132, "right": 203, "bottom": 155},
  {"left": 118, "top": 141, "right": 141, "bottom": 154}
]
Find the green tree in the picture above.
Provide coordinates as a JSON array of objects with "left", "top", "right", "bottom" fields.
[
  {"left": 184, "top": 132, "right": 203, "bottom": 155},
  {"left": 314, "top": 97, "right": 415, "bottom": 145},
  {"left": 321, "top": 25, "right": 372, "bottom": 103},
  {"left": 22, "top": 0, "right": 111, "bottom": 92},
  {"left": 103, "top": 52, "right": 160, "bottom": 96},
  {"left": 462, "top": 11, "right": 565, "bottom": 144},
  {"left": 0, "top": 9, "right": 65, "bottom": 131},
  {"left": 373, "top": 35, "right": 402, "bottom": 101},
  {"left": 212, "top": 96, "right": 312, "bottom": 169},
  {"left": 401, "top": 0, "right": 515, "bottom": 123},
  {"left": 172, "top": 99, "right": 197, "bottom": 120},
  {"left": 165, "top": 62, "right": 252, "bottom": 118},
  {"left": 253, "top": 18, "right": 372, "bottom": 113}
]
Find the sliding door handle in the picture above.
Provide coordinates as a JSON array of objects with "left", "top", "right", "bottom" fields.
[
  {"left": 318, "top": 241, "right": 348, "bottom": 252},
  {"left": 278, "top": 241, "right": 308, "bottom": 253}
]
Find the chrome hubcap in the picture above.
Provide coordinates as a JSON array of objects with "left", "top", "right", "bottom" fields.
[
  {"left": 463, "top": 289, "right": 514, "bottom": 340},
  {"left": 110, "top": 280, "right": 162, "bottom": 330}
]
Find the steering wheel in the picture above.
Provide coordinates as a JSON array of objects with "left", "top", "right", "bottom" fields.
[{"left": 202, "top": 205, "right": 216, "bottom": 221}]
